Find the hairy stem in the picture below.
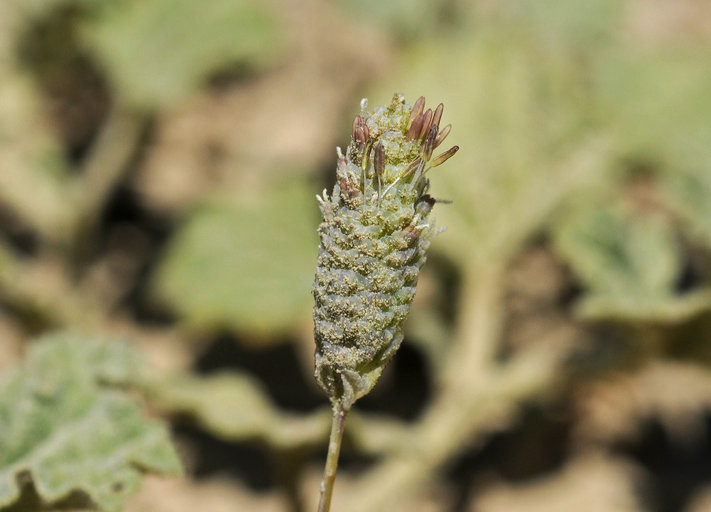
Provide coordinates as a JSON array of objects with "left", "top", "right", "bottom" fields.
[
  {"left": 317, "top": 406, "right": 348, "bottom": 512},
  {"left": 69, "top": 103, "right": 147, "bottom": 252}
]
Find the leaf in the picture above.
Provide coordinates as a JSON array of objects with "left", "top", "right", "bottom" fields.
[
  {"left": 148, "top": 371, "right": 411, "bottom": 455},
  {"left": 484, "top": 0, "right": 625, "bottom": 47},
  {"left": 152, "top": 179, "right": 319, "bottom": 338},
  {"left": 335, "top": 0, "right": 447, "bottom": 40},
  {"left": 0, "top": 332, "right": 182, "bottom": 512},
  {"left": 552, "top": 201, "right": 711, "bottom": 322},
  {"left": 663, "top": 165, "right": 711, "bottom": 253},
  {"left": 148, "top": 372, "right": 331, "bottom": 450},
  {"left": 0, "top": 66, "right": 73, "bottom": 242},
  {"left": 82, "top": 0, "right": 283, "bottom": 109},
  {"left": 593, "top": 46, "right": 711, "bottom": 166}
]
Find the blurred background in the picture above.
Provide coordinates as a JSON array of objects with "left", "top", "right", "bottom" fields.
[{"left": 1, "top": 0, "right": 711, "bottom": 511}]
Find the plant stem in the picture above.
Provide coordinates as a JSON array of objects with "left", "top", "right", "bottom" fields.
[{"left": 317, "top": 405, "right": 348, "bottom": 512}]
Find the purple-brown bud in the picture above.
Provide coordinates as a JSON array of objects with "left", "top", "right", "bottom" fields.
[{"left": 374, "top": 142, "right": 385, "bottom": 177}]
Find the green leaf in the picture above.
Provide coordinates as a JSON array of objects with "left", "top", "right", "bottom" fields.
[
  {"left": 594, "top": 46, "right": 711, "bottom": 166},
  {"left": 152, "top": 179, "right": 319, "bottom": 338},
  {"left": 0, "top": 333, "right": 182, "bottom": 512},
  {"left": 664, "top": 168, "right": 711, "bottom": 252},
  {"left": 149, "top": 372, "right": 331, "bottom": 450},
  {"left": 498, "top": 0, "right": 624, "bottom": 47},
  {"left": 148, "top": 371, "right": 411, "bottom": 455},
  {"left": 552, "top": 202, "right": 711, "bottom": 322},
  {"left": 82, "top": 0, "right": 283, "bottom": 109},
  {"left": 335, "top": 0, "right": 447, "bottom": 40},
  {"left": 0, "top": 68, "right": 73, "bottom": 242}
]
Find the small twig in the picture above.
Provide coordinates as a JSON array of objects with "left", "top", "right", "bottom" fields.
[{"left": 317, "top": 406, "right": 348, "bottom": 512}]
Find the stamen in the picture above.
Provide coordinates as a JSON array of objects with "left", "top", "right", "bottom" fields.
[
  {"left": 421, "top": 125, "right": 438, "bottom": 162},
  {"left": 410, "top": 96, "right": 425, "bottom": 125},
  {"left": 374, "top": 143, "right": 385, "bottom": 204},
  {"left": 430, "top": 146, "right": 459, "bottom": 167},
  {"left": 407, "top": 114, "right": 424, "bottom": 141},
  {"left": 374, "top": 143, "right": 385, "bottom": 177},
  {"left": 401, "top": 157, "right": 423, "bottom": 180},
  {"left": 435, "top": 124, "right": 451, "bottom": 148},
  {"left": 418, "top": 109, "right": 433, "bottom": 141},
  {"left": 432, "top": 103, "right": 444, "bottom": 130}
]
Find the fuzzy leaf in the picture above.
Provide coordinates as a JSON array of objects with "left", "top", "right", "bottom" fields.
[
  {"left": 0, "top": 68, "right": 73, "bottom": 241},
  {"left": 148, "top": 372, "right": 410, "bottom": 455},
  {"left": 553, "top": 202, "right": 711, "bottom": 322},
  {"left": 148, "top": 372, "right": 331, "bottom": 450},
  {"left": 594, "top": 46, "right": 711, "bottom": 166},
  {"left": 663, "top": 167, "right": 711, "bottom": 253},
  {"left": 82, "top": 0, "right": 282, "bottom": 109},
  {"left": 152, "top": 179, "right": 319, "bottom": 338},
  {"left": 0, "top": 333, "right": 182, "bottom": 512}
]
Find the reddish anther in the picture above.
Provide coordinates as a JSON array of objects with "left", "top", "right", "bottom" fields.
[
  {"left": 430, "top": 145, "right": 459, "bottom": 167},
  {"left": 435, "top": 124, "right": 451, "bottom": 148},
  {"left": 374, "top": 143, "right": 385, "bottom": 176},
  {"left": 432, "top": 103, "right": 444, "bottom": 131},
  {"left": 410, "top": 96, "right": 425, "bottom": 124},
  {"left": 418, "top": 109, "right": 433, "bottom": 141},
  {"left": 407, "top": 114, "right": 424, "bottom": 141}
]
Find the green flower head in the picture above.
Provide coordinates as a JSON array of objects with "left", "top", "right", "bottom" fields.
[{"left": 313, "top": 93, "right": 458, "bottom": 410}]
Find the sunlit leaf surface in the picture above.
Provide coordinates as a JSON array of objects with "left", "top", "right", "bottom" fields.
[
  {"left": 0, "top": 333, "right": 182, "bottom": 512},
  {"left": 82, "top": 0, "right": 283, "bottom": 109},
  {"left": 153, "top": 179, "right": 319, "bottom": 337}
]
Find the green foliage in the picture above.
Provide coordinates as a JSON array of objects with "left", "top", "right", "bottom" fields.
[
  {"left": 82, "top": 0, "right": 283, "bottom": 109},
  {"left": 553, "top": 201, "right": 711, "bottom": 322},
  {"left": 335, "top": 0, "right": 446, "bottom": 40},
  {"left": 153, "top": 180, "right": 319, "bottom": 338},
  {"left": 594, "top": 46, "right": 711, "bottom": 164},
  {"left": 2, "top": 1, "right": 711, "bottom": 511},
  {"left": 0, "top": 333, "right": 182, "bottom": 512},
  {"left": 0, "top": 61, "right": 73, "bottom": 242},
  {"left": 149, "top": 372, "right": 332, "bottom": 450},
  {"left": 664, "top": 168, "right": 711, "bottom": 252}
]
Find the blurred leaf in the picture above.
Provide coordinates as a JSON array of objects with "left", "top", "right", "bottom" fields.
[
  {"left": 370, "top": 27, "right": 610, "bottom": 269},
  {"left": 153, "top": 179, "right": 318, "bottom": 338},
  {"left": 664, "top": 168, "right": 711, "bottom": 252},
  {"left": 149, "top": 371, "right": 411, "bottom": 455},
  {"left": 553, "top": 201, "right": 711, "bottom": 322},
  {"left": 594, "top": 45, "right": 711, "bottom": 166},
  {"left": 495, "top": 0, "right": 624, "bottom": 47},
  {"left": 0, "top": 333, "right": 182, "bottom": 512},
  {"left": 335, "top": 0, "right": 446, "bottom": 40},
  {"left": 149, "top": 372, "right": 331, "bottom": 450},
  {"left": 82, "top": 0, "right": 283, "bottom": 109},
  {"left": 0, "top": 68, "right": 74, "bottom": 241}
]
